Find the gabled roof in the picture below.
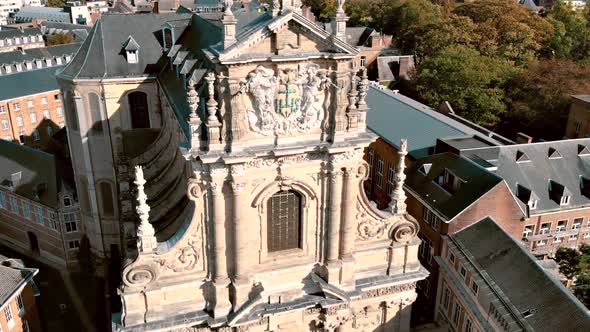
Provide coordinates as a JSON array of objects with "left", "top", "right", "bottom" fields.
[
  {"left": 452, "top": 217, "right": 590, "bottom": 331},
  {"left": 0, "top": 43, "right": 80, "bottom": 75},
  {"left": 548, "top": 147, "right": 562, "bottom": 159},
  {"left": 516, "top": 150, "right": 530, "bottom": 162},
  {"left": 123, "top": 36, "right": 140, "bottom": 51},
  {"left": 404, "top": 153, "right": 504, "bottom": 221},
  {"left": 0, "top": 255, "right": 38, "bottom": 307},
  {"left": 0, "top": 27, "right": 43, "bottom": 40}
]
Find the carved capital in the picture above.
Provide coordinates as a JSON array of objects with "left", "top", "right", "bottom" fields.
[
  {"left": 187, "top": 179, "right": 203, "bottom": 201},
  {"left": 390, "top": 220, "right": 418, "bottom": 243}
]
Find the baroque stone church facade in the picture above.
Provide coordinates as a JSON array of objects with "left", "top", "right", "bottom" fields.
[{"left": 57, "top": 1, "right": 427, "bottom": 331}]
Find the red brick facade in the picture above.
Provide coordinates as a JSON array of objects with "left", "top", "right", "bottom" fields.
[{"left": 0, "top": 282, "right": 42, "bottom": 332}]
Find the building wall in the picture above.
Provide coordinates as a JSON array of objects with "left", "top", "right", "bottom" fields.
[
  {"left": 0, "top": 89, "right": 64, "bottom": 149},
  {"left": 522, "top": 208, "right": 590, "bottom": 258},
  {"left": 0, "top": 187, "right": 82, "bottom": 269},
  {"left": 0, "top": 282, "right": 42, "bottom": 332},
  {"left": 565, "top": 97, "right": 590, "bottom": 138},
  {"left": 0, "top": 0, "right": 22, "bottom": 26}
]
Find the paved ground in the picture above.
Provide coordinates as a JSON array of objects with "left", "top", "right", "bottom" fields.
[{"left": 0, "top": 245, "right": 106, "bottom": 332}]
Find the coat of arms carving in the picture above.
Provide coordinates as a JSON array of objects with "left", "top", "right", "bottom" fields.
[{"left": 243, "top": 64, "right": 332, "bottom": 136}]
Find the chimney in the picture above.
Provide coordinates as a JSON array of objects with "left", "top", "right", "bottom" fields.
[
  {"left": 516, "top": 132, "right": 533, "bottom": 144},
  {"left": 153, "top": 1, "right": 159, "bottom": 13}
]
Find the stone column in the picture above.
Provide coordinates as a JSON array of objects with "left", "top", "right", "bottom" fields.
[
  {"left": 209, "top": 172, "right": 232, "bottom": 318},
  {"left": 325, "top": 169, "right": 343, "bottom": 282},
  {"left": 231, "top": 174, "right": 250, "bottom": 310},
  {"left": 339, "top": 166, "right": 358, "bottom": 288}
]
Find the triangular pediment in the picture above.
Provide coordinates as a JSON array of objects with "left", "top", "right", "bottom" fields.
[{"left": 218, "top": 11, "right": 358, "bottom": 62}]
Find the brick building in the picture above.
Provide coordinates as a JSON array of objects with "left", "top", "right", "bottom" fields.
[
  {"left": 0, "top": 255, "right": 42, "bottom": 332},
  {"left": 0, "top": 139, "right": 82, "bottom": 270},
  {"left": 0, "top": 66, "right": 66, "bottom": 149},
  {"left": 403, "top": 151, "right": 524, "bottom": 323},
  {"left": 565, "top": 95, "right": 590, "bottom": 139},
  {"left": 0, "top": 28, "right": 44, "bottom": 53},
  {"left": 435, "top": 217, "right": 590, "bottom": 331}
]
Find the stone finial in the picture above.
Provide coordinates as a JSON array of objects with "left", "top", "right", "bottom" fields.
[
  {"left": 389, "top": 139, "right": 408, "bottom": 215},
  {"left": 223, "top": 0, "right": 232, "bottom": 15},
  {"left": 205, "top": 72, "right": 219, "bottom": 124},
  {"left": 336, "top": 0, "right": 345, "bottom": 14},
  {"left": 187, "top": 78, "right": 200, "bottom": 121},
  {"left": 332, "top": 0, "right": 348, "bottom": 40},
  {"left": 357, "top": 66, "right": 369, "bottom": 110},
  {"left": 281, "top": 0, "right": 302, "bottom": 14},
  {"left": 222, "top": 0, "right": 237, "bottom": 49},
  {"left": 134, "top": 166, "right": 157, "bottom": 253},
  {"left": 347, "top": 71, "right": 357, "bottom": 113},
  {"left": 271, "top": 0, "right": 280, "bottom": 16}
]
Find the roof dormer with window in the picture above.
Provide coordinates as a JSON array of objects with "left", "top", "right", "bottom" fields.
[
  {"left": 123, "top": 36, "right": 140, "bottom": 64},
  {"left": 548, "top": 179, "right": 571, "bottom": 206}
]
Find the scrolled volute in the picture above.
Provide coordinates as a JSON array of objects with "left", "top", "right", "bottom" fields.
[
  {"left": 123, "top": 264, "right": 158, "bottom": 287},
  {"left": 390, "top": 220, "right": 418, "bottom": 243}
]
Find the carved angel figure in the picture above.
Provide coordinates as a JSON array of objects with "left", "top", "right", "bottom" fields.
[
  {"left": 246, "top": 66, "right": 278, "bottom": 134},
  {"left": 295, "top": 65, "right": 330, "bottom": 130}
]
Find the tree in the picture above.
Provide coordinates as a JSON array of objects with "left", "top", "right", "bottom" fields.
[
  {"left": 414, "top": 45, "right": 515, "bottom": 126},
  {"left": 555, "top": 244, "right": 590, "bottom": 308},
  {"left": 302, "top": 0, "right": 337, "bottom": 22},
  {"left": 47, "top": 0, "right": 65, "bottom": 8},
  {"left": 548, "top": 1, "right": 590, "bottom": 62},
  {"left": 502, "top": 59, "right": 590, "bottom": 140},
  {"left": 47, "top": 33, "right": 75, "bottom": 46}
]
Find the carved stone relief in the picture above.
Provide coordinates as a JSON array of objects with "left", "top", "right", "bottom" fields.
[
  {"left": 243, "top": 65, "right": 332, "bottom": 135},
  {"left": 155, "top": 223, "right": 202, "bottom": 273},
  {"left": 361, "top": 282, "right": 417, "bottom": 299}
]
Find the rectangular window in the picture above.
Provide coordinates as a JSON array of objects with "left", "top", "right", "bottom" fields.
[
  {"left": 16, "top": 294, "right": 24, "bottom": 312},
  {"left": 41, "top": 97, "right": 47, "bottom": 104},
  {"left": 453, "top": 302, "right": 461, "bottom": 326},
  {"left": 10, "top": 196, "right": 18, "bottom": 214},
  {"left": 557, "top": 220, "right": 567, "bottom": 232},
  {"left": 63, "top": 195, "right": 72, "bottom": 207},
  {"left": 27, "top": 100, "right": 33, "bottom": 108},
  {"left": 540, "top": 222, "right": 551, "bottom": 234},
  {"left": 422, "top": 206, "right": 431, "bottom": 225},
  {"left": 523, "top": 225, "right": 534, "bottom": 239},
  {"left": 585, "top": 232, "right": 590, "bottom": 239},
  {"left": 32, "top": 129, "right": 40, "bottom": 141},
  {"left": 16, "top": 115, "right": 23, "bottom": 127},
  {"left": 57, "top": 107, "right": 63, "bottom": 117},
  {"left": 386, "top": 165, "right": 395, "bottom": 196},
  {"left": 22, "top": 201, "right": 31, "bottom": 219},
  {"left": 43, "top": 110, "right": 50, "bottom": 119},
  {"left": 460, "top": 266, "right": 467, "bottom": 278},
  {"left": 64, "top": 212, "right": 78, "bottom": 233},
  {"left": 471, "top": 281, "right": 479, "bottom": 295},
  {"left": 1, "top": 120, "right": 8, "bottom": 130},
  {"left": 421, "top": 236, "right": 433, "bottom": 264},
  {"left": 35, "top": 206, "right": 44, "bottom": 225},
  {"left": 449, "top": 253, "right": 455, "bottom": 263},
  {"left": 443, "top": 286, "right": 450, "bottom": 310},
  {"left": 14, "top": 102, "right": 20, "bottom": 111},
  {"left": 30, "top": 112, "right": 37, "bottom": 124},
  {"left": 554, "top": 236, "right": 562, "bottom": 244},
  {"left": 465, "top": 318, "right": 473, "bottom": 332},
  {"left": 68, "top": 240, "right": 80, "bottom": 250},
  {"left": 4, "top": 305, "right": 13, "bottom": 327},
  {"left": 0, "top": 192, "right": 6, "bottom": 209},
  {"left": 0, "top": 105, "right": 5, "bottom": 113},
  {"left": 570, "top": 234, "right": 578, "bottom": 241},
  {"left": 376, "top": 155, "right": 384, "bottom": 189},
  {"left": 48, "top": 212, "right": 57, "bottom": 230},
  {"left": 537, "top": 239, "right": 547, "bottom": 246},
  {"left": 573, "top": 218, "right": 583, "bottom": 230}
]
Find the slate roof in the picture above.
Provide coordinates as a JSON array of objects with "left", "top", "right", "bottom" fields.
[
  {"left": 0, "top": 255, "right": 38, "bottom": 307},
  {"left": 490, "top": 139, "right": 590, "bottom": 215},
  {"left": 0, "top": 65, "right": 64, "bottom": 101},
  {"left": 0, "top": 27, "right": 43, "bottom": 41},
  {"left": 41, "top": 21, "right": 91, "bottom": 41},
  {"left": 60, "top": 13, "right": 192, "bottom": 79},
  {"left": 452, "top": 217, "right": 590, "bottom": 331},
  {"left": 0, "top": 44, "right": 80, "bottom": 75},
  {"left": 404, "top": 153, "right": 504, "bottom": 221},
  {"left": 366, "top": 84, "right": 508, "bottom": 159},
  {"left": 15, "top": 7, "right": 71, "bottom": 23},
  {"left": 0, "top": 139, "right": 63, "bottom": 208}
]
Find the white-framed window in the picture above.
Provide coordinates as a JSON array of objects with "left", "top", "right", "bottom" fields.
[
  {"left": 64, "top": 212, "right": 78, "bottom": 233},
  {"left": 376, "top": 155, "right": 384, "bottom": 189},
  {"left": 386, "top": 165, "right": 395, "bottom": 196},
  {"left": 14, "top": 102, "right": 20, "bottom": 111},
  {"left": 523, "top": 225, "right": 534, "bottom": 239},
  {"left": 554, "top": 236, "right": 562, "bottom": 244},
  {"left": 360, "top": 55, "right": 366, "bottom": 67},
  {"left": 0, "top": 105, "right": 5, "bottom": 113},
  {"left": 537, "top": 239, "right": 547, "bottom": 246},
  {"left": 585, "top": 232, "right": 590, "bottom": 239},
  {"left": 23, "top": 201, "right": 31, "bottom": 220},
  {"left": 62, "top": 195, "right": 72, "bottom": 207},
  {"left": 46, "top": 125, "right": 53, "bottom": 136},
  {"left": 56, "top": 107, "right": 63, "bottom": 117},
  {"left": 4, "top": 305, "right": 14, "bottom": 328},
  {"left": 540, "top": 222, "right": 551, "bottom": 235},
  {"left": 570, "top": 234, "right": 578, "bottom": 241},
  {"left": 16, "top": 294, "right": 24, "bottom": 314},
  {"left": 68, "top": 240, "right": 80, "bottom": 250},
  {"left": 452, "top": 302, "right": 461, "bottom": 326},
  {"left": 420, "top": 236, "right": 433, "bottom": 265},
  {"left": 4, "top": 65, "right": 11, "bottom": 74},
  {"left": 16, "top": 115, "right": 23, "bottom": 127},
  {"left": 367, "top": 148, "right": 374, "bottom": 178},
  {"left": 460, "top": 266, "right": 467, "bottom": 278},
  {"left": 30, "top": 112, "right": 37, "bottom": 124},
  {"left": 41, "top": 96, "right": 47, "bottom": 105},
  {"left": 557, "top": 220, "right": 567, "bottom": 232},
  {"left": 438, "top": 168, "right": 463, "bottom": 193},
  {"left": 43, "top": 110, "right": 50, "bottom": 119},
  {"left": 15, "top": 63, "right": 22, "bottom": 72},
  {"left": 561, "top": 195, "right": 571, "bottom": 206},
  {"left": 32, "top": 129, "right": 40, "bottom": 141},
  {"left": 22, "top": 36, "right": 28, "bottom": 43},
  {"left": 573, "top": 218, "right": 583, "bottom": 230},
  {"left": 48, "top": 212, "right": 57, "bottom": 230},
  {"left": 471, "top": 281, "right": 479, "bottom": 295},
  {"left": 35, "top": 206, "right": 44, "bottom": 225},
  {"left": 1, "top": 120, "right": 8, "bottom": 130},
  {"left": 27, "top": 100, "right": 33, "bottom": 108},
  {"left": 465, "top": 318, "right": 473, "bottom": 332},
  {"left": 529, "top": 199, "right": 538, "bottom": 210}
]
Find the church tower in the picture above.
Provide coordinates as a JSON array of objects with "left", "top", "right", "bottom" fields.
[{"left": 58, "top": 1, "right": 426, "bottom": 331}]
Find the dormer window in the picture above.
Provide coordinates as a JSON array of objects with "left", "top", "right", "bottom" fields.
[
  {"left": 46, "top": 59, "right": 52, "bottom": 67},
  {"left": 35, "top": 60, "right": 42, "bottom": 68},
  {"left": 25, "top": 62, "right": 32, "bottom": 70},
  {"left": 549, "top": 179, "right": 571, "bottom": 206},
  {"left": 15, "top": 63, "right": 22, "bottom": 72},
  {"left": 22, "top": 36, "right": 28, "bottom": 43},
  {"left": 56, "top": 57, "right": 62, "bottom": 65},
  {"left": 4, "top": 65, "right": 11, "bottom": 74},
  {"left": 0, "top": 39, "right": 4, "bottom": 46},
  {"left": 528, "top": 199, "right": 537, "bottom": 210},
  {"left": 163, "top": 27, "right": 173, "bottom": 50},
  {"left": 561, "top": 195, "right": 570, "bottom": 206},
  {"left": 436, "top": 168, "right": 463, "bottom": 194},
  {"left": 123, "top": 36, "right": 140, "bottom": 64}
]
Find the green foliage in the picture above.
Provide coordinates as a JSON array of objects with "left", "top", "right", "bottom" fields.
[
  {"left": 47, "top": 0, "right": 65, "bottom": 8},
  {"left": 47, "top": 33, "right": 74, "bottom": 46},
  {"left": 302, "top": 0, "right": 337, "bottom": 22},
  {"left": 548, "top": 1, "right": 590, "bottom": 62},
  {"left": 555, "top": 244, "right": 590, "bottom": 308},
  {"left": 346, "top": 0, "right": 399, "bottom": 33},
  {"left": 414, "top": 45, "right": 515, "bottom": 126}
]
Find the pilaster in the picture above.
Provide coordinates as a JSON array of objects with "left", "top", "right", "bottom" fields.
[
  {"left": 339, "top": 166, "right": 358, "bottom": 288},
  {"left": 231, "top": 165, "right": 250, "bottom": 310},
  {"left": 325, "top": 168, "right": 343, "bottom": 283}
]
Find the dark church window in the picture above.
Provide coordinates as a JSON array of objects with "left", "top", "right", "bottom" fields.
[
  {"left": 267, "top": 190, "right": 302, "bottom": 252},
  {"left": 128, "top": 91, "right": 149, "bottom": 129},
  {"left": 98, "top": 181, "right": 114, "bottom": 217},
  {"left": 89, "top": 93, "right": 102, "bottom": 132}
]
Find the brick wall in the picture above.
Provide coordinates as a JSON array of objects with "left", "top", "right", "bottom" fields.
[{"left": 0, "top": 282, "right": 42, "bottom": 332}]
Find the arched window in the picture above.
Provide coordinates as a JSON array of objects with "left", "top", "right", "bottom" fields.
[
  {"left": 88, "top": 93, "right": 102, "bottom": 132},
  {"left": 163, "top": 28, "right": 173, "bottom": 50},
  {"left": 128, "top": 91, "right": 150, "bottom": 129},
  {"left": 65, "top": 91, "right": 78, "bottom": 131},
  {"left": 267, "top": 190, "right": 302, "bottom": 252},
  {"left": 98, "top": 181, "right": 114, "bottom": 217}
]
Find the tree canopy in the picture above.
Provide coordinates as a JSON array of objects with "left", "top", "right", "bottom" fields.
[
  {"left": 47, "top": 0, "right": 65, "bottom": 8},
  {"left": 47, "top": 33, "right": 75, "bottom": 46},
  {"left": 555, "top": 245, "right": 590, "bottom": 308}
]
